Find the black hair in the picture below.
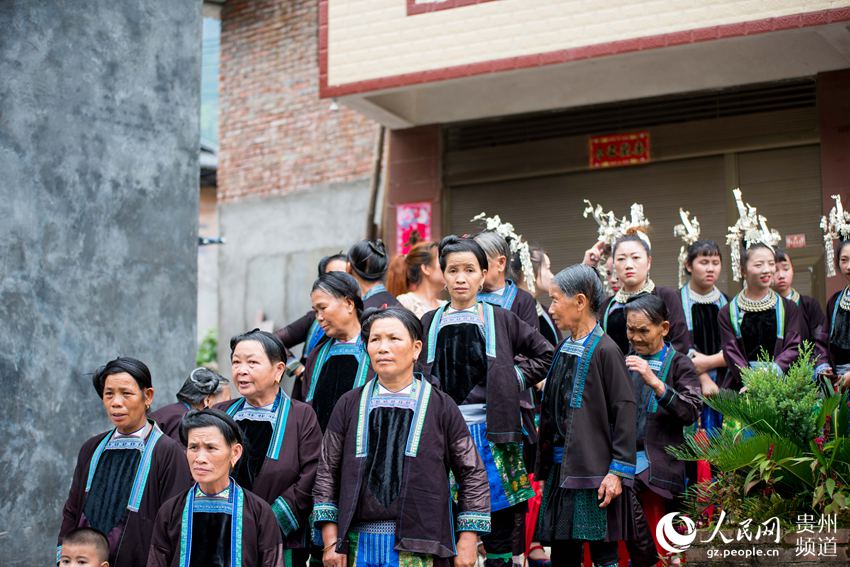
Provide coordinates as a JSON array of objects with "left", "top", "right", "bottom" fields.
[
  {"left": 229, "top": 329, "right": 286, "bottom": 364},
  {"left": 179, "top": 408, "right": 244, "bottom": 448},
  {"left": 348, "top": 239, "right": 389, "bottom": 281},
  {"left": 92, "top": 356, "right": 152, "bottom": 398},
  {"left": 685, "top": 240, "right": 722, "bottom": 273},
  {"left": 438, "top": 235, "right": 488, "bottom": 271},
  {"left": 60, "top": 527, "right": 109, "bottom": 563},
  {"left": 741, "top": 243, "right": 774, "bottom": 268},
  {"left": 612, "top": 233, "right": 652, "bottom": 257},
  {"left": 361, "top": 306, "right": 424, "bottom": 343},
  {"left": 311, "top": 271, "right": 364, "bottom": 318},
  {"left": 552, "top": 264, "right": 606, "bottom": 314},
  {"left": 623, "top": 293, "right": 668, "bottom": 326},
  {"left": 510, "top": 245, "right": 547, "bottom": 287},
  {"left": 318, "top": 252, "right": 347, "bottom": 277},
  {"left": 773, "top": 247, "right": 790, "bottom": 263},
  {"left": 176, "top": 367, "right": 229, "bottom": 406}
]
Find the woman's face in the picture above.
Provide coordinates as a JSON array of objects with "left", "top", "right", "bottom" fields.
[
  {"left": 367, "top": 317, "right": 422, "bottom": 380},
  {"left": 606, "top": 256, "right": 620, "bottom": 292},
  {"left": 614, "top": 241, "right": 651, "bottom": 290},
  {"left": 840, "top": 243, "right": 850, "bottom": 281},
  {"left": 743, "top": 247, "right": 776, "bottom": 293},
  {"left": 536, "top": 254, "right": 554, "bottom": 295},
  {"left": 443, "top": 251, "right": 486, "bottom": 305},
  {"left": 548, "top": 285, "right": 584, "bottom": 333},
  {"left": 102, "top": 372, "right": 153, "bottom": 434},
  {"left": 626, "top": 310, "right": 669, "bottom": 355},
  {"left": 230, "top": 340, "right": 283, "bottom": 402},
  {"left": 687, "top": 254, "right": 722, "bottom": 290},
  {"left": 186, "top": 425, "right": 242, "bottom": 488},
  {"left": 422, "top": 250, "right": 446, "bottom": 288},
  {"left": 311, "top": 289, "right": 357, "bottom": 340},
  {"left": 772, "top": 258, "right": 794, "bottom": 295}
]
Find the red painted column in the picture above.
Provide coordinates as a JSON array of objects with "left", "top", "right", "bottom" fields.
[
  {"left": 818, "top": 70, "right": 850, "bottom": 298},
  {"left": 383, "top": 125, "right": 443, "bottom": 255}
]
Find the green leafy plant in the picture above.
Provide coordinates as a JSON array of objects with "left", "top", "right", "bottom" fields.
[
  {"left": 669, "top": 343, "right": 850, "bottom": 526},
  {"left": 196, "top": 328, "right": 218, "bottom": 367}
]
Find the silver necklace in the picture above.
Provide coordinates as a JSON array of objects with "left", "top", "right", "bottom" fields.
[
  {"left": 688, "top": 285, "right": 722, "bottom": 304},
  {"left": 614, "top": 279, "right": 655, "bottom": 304},
  {"left": 735, "top": 289, "right": 777, "bottom": 312}
]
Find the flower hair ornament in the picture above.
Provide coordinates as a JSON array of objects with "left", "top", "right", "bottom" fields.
[
  {"left": 622, "top": 203, "right": 652, "bottom": 249},
  {"left": 820, "top": 195, "right": 850, "bottom": 277},
  {"left": 471, "top": 212, "right": 536, "bottom": 294},
  {"left": 673, "top": 209, "right": 701, "bottom": 288},
  {"left": 725, "top": 188, "right": 781, "bottom": 282}
]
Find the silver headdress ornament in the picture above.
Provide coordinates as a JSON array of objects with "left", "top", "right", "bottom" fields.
[
  {"left": 673, "top": 209, "right": 701, "bottom": 288},
  {"left": 582, "top": 200, "right": 622, "bottom": 292},
  {"left": 623, "top": 203, "right": 652, "bottom": 249},
  {"left": 471, "top": 212, "right": 536, "bottom": 294},
  {"left": 820, "top": 195, "right": 850, "bottom": 277},
  {"left": 725, "top": 188, "right": 781, "bottom": 282}
]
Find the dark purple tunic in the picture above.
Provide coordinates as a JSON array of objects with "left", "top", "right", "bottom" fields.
[
  {"left": 602, "top": 286, "right": 693, "bottom": 356},
  {"left": 150, "top": 402, "right": 190, "bottom": 444}
]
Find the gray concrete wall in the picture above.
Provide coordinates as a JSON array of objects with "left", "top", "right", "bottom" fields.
[
  {"left": 217, "top": 180, "right": 371, "bottom": 368},
  {"left": 0, "top": 2, "right": 200, "bottom": 563}
]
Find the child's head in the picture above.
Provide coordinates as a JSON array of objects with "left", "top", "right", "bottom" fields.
[{"left": 59, "top": 528, "right": 109, "bottom": 567}]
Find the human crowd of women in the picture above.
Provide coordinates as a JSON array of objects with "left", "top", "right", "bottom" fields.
[{"left": 56, "top": 189, "right": 850, "bottom": 567}]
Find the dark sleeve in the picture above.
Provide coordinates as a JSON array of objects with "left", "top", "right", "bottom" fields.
[
  {"left": 655, "top": 355, "right": 701, "bottom": 426},
  {"left": 157, "top": 441, "right": 193, "bottom": 505},
  {"left": 444, "top": 395, "right": 490, "bottom": 534},
  {"left": 510, "top": 312, "right": 555, "bottom": 388},
  {"left": 58, "top": 440, "right": 92, "bottom": 547},
  {"left": 312, "top": 396, "right": 348, "bottom": 526},
  {"left": 515, "top": 292, "right": 540, "bottom": 330},
  {"left": 146, "top": 496, "right": 181, "bottom": 567},
  {"left": 803, "top": 296, "right": 830, "bottom": 371},
  {"left": 254, "top": 498, "right": 285, "bottom": 567},
  {"left": 775, "top": 299, "right": 802, "bottom": 373},
  {"left": 275, "top": 404, "right": 322, "bottom": 536},
  {"left": 417, "top": 311, "right": 435, "bottom": 369},
  {"left": 275, "top": 311, "right": 314, "bottom": 349},
  {"left": 719, "top": 306, "right": 746, "bottom": 389},
  {"left": 598, "top": 343, "right": 637, "bottom": 480},
  {"left": 658, "top": 287, "right": 693, "bottom": 354}
]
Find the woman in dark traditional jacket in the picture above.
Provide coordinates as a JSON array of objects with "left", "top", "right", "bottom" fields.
[
  {"left": 624, "top": 294, "right": 702, "bottom": 564},
  {"left": 295, "top": 272, "right": 375, "bottom": 433},
  {"left": 147, "top": 409, "right": 284, "bottom": 566},
  {"left": 773, "top": 248, "right": 830, "bottom": 375},
  {"left": 535, "top": 264, "right": 654, "bottom": 567},
  {"left": 314, "top": 307, "right": 490, "bottom": 567},
  {"left": 348, "top": 239, "right": 401, "bottom": 310},
  {"left": 718, "top": 243, "right": 803, "bottom": 390},
  {"left": 601, "top": 233, "right": 692, "bottom": 356},
  {"left": 58, "top": 357, "right": 192, "bottom": 566},
  {"left": 419, "top": 236, "right": 554, "bottom": 567},
  {"left": 826, "top": 240, "right": 850, "bottom": 387},
  {"left": 216, "top": 329, "right": 322, "bottom": 566},
  {"left": 150, "top": 367, "right": 231, "bottom": 443}
]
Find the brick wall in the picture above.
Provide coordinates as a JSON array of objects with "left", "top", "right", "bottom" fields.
[{"left": 219, "top": 0, "right": 377, "bottom": 203}]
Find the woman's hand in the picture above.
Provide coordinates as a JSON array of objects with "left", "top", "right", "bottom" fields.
[
  {"left": 597, "top": 473, "right": 622, "bottom": 508},
  {"left": 322, "top": 524, "right": 346, "bottom": 567},
  {"left": 691, "top": 352, "right": 711, "bottom": 374},
  {"left": 698, "top": 373, "right": 719, "bottom": 397},
  {"left": 582, "top": 241, "right": 606, "bottom": 267},
  {"left": 454, "top": 532, "right": 478, "bottom": 567},
  {"left": 842, "top": 371, "right": 850, "bottom": 389}
]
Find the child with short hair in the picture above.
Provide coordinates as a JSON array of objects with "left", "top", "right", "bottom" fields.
[{"left": 58, "top": 527, "right": 109, "bottom": 567}]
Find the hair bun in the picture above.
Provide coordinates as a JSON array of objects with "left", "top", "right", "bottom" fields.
[
  {"left": 369, "top": 239, "right": 387, "bottom": 257},
  {"left": 189, "top": 367, "right": 220, "bottom": 395}
]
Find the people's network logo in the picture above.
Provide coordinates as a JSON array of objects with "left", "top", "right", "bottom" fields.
[{"left": 656, "top": 512, "right": 697, "bottom": 554}]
